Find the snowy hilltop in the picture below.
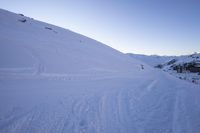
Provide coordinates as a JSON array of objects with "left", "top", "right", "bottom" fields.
[
  {"left": 0, "top": 9, "right": 145, "bottom": 76},
  {"left": 127, "top": 53, "right": 175, "bottom": 67},
  {"left": 0, "top": 9, "right": 200, "bottom": 133}
]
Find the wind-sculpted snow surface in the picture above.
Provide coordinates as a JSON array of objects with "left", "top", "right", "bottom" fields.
[{"left": 0, "top": 9, "right": 200, "bottom": 133}]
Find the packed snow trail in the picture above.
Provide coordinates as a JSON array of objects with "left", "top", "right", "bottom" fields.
[{"left": 0, "top": 70, "right": 200, "bottom": 133}]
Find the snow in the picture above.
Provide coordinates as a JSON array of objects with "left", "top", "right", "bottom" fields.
[
  {"left": 129, "top": 53, "right": 200, "bottom": 85},
  {"left": 0, "top": 9, "right": 200, "bottom": 133},
  {"left": 127, "top": 53, "right": 174, "bottom": 67},
  {"left": 0, "top": 9, "right": 144, "bottom": 75},
  {"left": 161, "top": 53, "right": 200, "bottom": 85}
]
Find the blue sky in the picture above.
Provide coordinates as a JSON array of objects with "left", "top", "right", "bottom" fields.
[{"left": 1, "top": 0, "right": 200, "bottom": 55}]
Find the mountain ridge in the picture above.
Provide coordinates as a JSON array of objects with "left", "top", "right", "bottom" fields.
[{"left": 0, "top": 8, "right": 147, "bottom": 76}]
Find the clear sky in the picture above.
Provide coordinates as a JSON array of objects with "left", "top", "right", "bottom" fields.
[{"left": 1, "top": 0, "right": 200, "bottom": 55}]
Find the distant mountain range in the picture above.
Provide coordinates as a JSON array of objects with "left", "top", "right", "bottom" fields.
[{"left": 128, "top": 53, "right": 200, "bottom": 85}]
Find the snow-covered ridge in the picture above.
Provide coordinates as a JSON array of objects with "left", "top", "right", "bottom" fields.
[
  {"left": 129, "top": 53, "right": 200, "bottom": 85},
  {"left": 127, "top": 53, "right": 175, "bottom": 67},
  {"left": 159, "top": 53, "right": 200, "bottom": 84},
  {"left": 0, "top": 9, "right": 146, "bottom": 76},
  {"left": 151, "top": 53, "right": 200, "bottom": 68}
]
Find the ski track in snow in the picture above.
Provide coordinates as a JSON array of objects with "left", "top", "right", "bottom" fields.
[
  {"left": 0, "top": 71, "right": 200, "bottom": 133},
  {"left": 0, "top": 9, "right": 200, "bottom": 133}
]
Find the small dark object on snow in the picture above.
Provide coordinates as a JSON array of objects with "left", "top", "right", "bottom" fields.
[
  {"left": 45, "top": 27, "right": 52, "bottom": 30},
  {"left": 155, "top": 64, "right": 163, "bottom": 69},
  {"left": 18, "top": 18, "right": 27, "bottom": 23},
  {"left": 173, "top": 65, "right": 183, "bottom": 73},
  {"left": 141, "top": 65, "right": 144, "bottom": 69},
  {"left": 167, "top": 59, "right": 176, "bottom": 65},
  {"left": 18, "top": 14, "right": 24, "bottom": 16}
]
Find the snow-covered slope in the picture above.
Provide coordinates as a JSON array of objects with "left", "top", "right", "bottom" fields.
[
  {"left": 128, "top": 53, "right": 200, "bottom": 85},
  {"left": 0, "top": 9, "right": 144, "bottom": 76},
  {"left": 0, "top": 9, "right": 200, "bottom": 133},
  {"left": 164, "top": 53, "right": 200, "bottom": 67},
  {"left": 160, "top": 53, "right": 200, "bottom": 85},
  {"left": 127, "top": 53, "right": 174, "bottom": 67}
]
